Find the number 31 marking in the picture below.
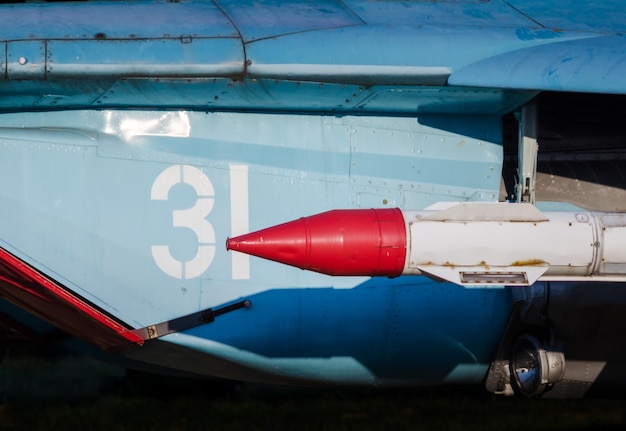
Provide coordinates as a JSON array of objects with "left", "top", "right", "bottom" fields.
[{"left": 151, "top": 165, "right": 215, "bottom": 279}]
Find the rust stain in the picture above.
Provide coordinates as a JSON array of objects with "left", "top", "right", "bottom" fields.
[{"left": 510, "top": 259, "right": 546, "bottom": 266}]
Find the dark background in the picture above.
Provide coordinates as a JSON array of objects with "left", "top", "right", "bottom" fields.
[{"left": 0, "top": 339, "right": 625, "bottom": 431}]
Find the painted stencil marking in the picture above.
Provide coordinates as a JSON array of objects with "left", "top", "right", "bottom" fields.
[
  {"left": 230, "top": 164, "right": 250, "bottom": 280},
  {"left": 151, "top": 164, "right": 250, "bottom": 280},
  {"left": 151, "top": 165, "right": 216, "bottom": 279}
]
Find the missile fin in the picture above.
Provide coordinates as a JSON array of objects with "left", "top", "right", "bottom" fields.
[{"left": 421, "top": 202, "right": 549, "bottom": 222}]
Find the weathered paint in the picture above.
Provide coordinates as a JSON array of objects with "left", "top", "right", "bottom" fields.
[{"left": 0, "top": 0, "right": 622, "bottom": 388}]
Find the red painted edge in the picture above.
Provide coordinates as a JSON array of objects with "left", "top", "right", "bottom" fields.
[{"left": 0, "top": 247, "right": 143, "bottom": 351}]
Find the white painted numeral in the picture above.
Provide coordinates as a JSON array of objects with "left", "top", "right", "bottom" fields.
[
  {"left": 230, "top": 165, "right": 250, "bottom": 280},
  {"left": 151, "top": 165, "right": 215, "bottom": 279}
]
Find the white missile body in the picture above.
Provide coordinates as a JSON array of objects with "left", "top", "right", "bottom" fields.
[
  {"left": 402, "top": 203, "right": 626, "bottom": 286},
  {"left": 227, "top": 202, "right": 626, "bottom": 286}
]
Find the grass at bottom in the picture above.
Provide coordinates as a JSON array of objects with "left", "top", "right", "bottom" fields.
[{"left": 1, "top": 387, "right": 625, "bottom": 431}]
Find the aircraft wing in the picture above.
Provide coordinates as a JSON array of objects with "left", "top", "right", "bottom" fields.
[
  {"left": 0, "top": 0, "right": 622, "bottom": 111},
  {"left": 449, "top": 34, "right": 626, "bottom": 94}
]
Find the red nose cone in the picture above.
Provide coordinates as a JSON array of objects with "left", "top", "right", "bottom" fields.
[{"left": 226, "top": 208, "right": 407, "bottom": 276}]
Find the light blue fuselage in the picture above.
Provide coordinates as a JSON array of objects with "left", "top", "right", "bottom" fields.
[
  {"left": 1, "top": 0, "right": 621, "bottom": 386},
  {"left": 0, "top": 107, "right": 512, "bottom": 384}
]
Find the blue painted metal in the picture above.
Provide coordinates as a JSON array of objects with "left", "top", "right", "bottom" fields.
[
  {"left": 244, "top": 25, "right": 577, "bottom": 86},
  {"left": 0, "top": 109, "right": 503, "bottom": 325},
  {"left": 0, "top": 0, "right": 621, "bottom": 113},
  {"left": 47, "top": 39, "right": 244, "bottom": 78},
  {"left": 169, "top": 277, "right": 513, "bottom": 385},
  {"left": 506, "top": 0, "right": 626, "bottom": 34},
  {"left": 0, "top": 0, "right": 622, "bottom": 388},
  {"left": 215, "top": 0, "right": 362, "bottom": 42},
  {"left": 0, "top": 77, "right": 535, "bottom": 114},
  {"left": 342, "top": 0, "right": 532, "bottom": 27},
  {"left": 449, "top": 35, "right": 626, "bottom": 94},
  {"left": 7, "top": 41, "right": 45, "bottom": 79},
  {"left": 0, "top": 102, "right": 506, "bottom": 382},
  {"left": 0, "top": 1, "right": 237, "bottom": 40}
]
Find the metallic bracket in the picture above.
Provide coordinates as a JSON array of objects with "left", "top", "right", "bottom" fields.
[
  {"left": 516, "top": 102, "right": 538, "bottom": 204},
  {"left": 130, "top": 299, "right": 251, "bottom": 341}
]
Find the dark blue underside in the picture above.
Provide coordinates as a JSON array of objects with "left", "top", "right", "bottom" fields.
[{"left": 183, "top": 277, "right": 513, "bottom": 383}]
